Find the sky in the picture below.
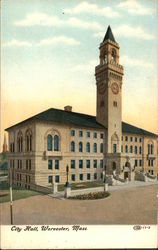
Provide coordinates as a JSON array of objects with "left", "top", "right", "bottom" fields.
[{"left": 1, "top": 0, "right": 158, "bottom": 151}]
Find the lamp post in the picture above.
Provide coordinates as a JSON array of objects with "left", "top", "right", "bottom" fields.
[
  {"left": 66, "top": 165, "right": 70, "bottom": 187},
  {"left": 9, "top": 167, "right": 13, "bottom": 225}
]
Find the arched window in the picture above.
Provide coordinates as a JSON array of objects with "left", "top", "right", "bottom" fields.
[
  {"left": 111, "top": 48, "right": 116, "bottom": 61},
  {"left": 17, "top": 131, "right": 23, "bottom": 152},
  {"left": 147, "top": 144, "right": 150, "bottom": 154},
  {"left": 79, "top": 142, "right": 83, "bottom": 152},
  {"left": 151, "top": 144, "right": 153, "bottom": 154},
  {"left": 130, "top": 145, "right": 133, "bottom": 153},
  {"left": 125, "top": 145, "right": 128, "bottom": 153},
  {"left": 86, "top": 142, "right": 90, "bottom": 153},
  {"left": 100, "top": 143, "right": 103, "bottom": 153},
  {"left": 47, "top": 134, "right": 52, "bottom": 151},
  {"left": 71, "top": 141, "right": 75, "bottom": 152},
  {"left": 26, "top": 130, "right": 32, "bottom": 152},
  {"left": 54, "top": 135, "right": 59, "bottom": 151},
  {"left": 135, "top": 146, "right": 137, "bottom": 154},
  {"left": 93, "top": 143, "right": 97, "bottom": 153}
]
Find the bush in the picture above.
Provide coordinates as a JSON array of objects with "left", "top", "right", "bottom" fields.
[{"left": 69, "top": 191, "right": 110, "bottom": 200}]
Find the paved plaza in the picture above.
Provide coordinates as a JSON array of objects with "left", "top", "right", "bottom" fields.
[{"left": 0, "top": 182, "right": 158, "bottom": 225}]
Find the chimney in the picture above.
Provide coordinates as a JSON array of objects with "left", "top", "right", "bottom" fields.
[{"left": 64, "top": 105, "right": 72, "bottom": 112}]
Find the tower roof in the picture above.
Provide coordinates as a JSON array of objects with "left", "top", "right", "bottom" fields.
[{"left": 103, "top": 25, "right": 116, "bottom": 43}]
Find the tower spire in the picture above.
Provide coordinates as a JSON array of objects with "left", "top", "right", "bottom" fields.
[{"left": 103, "top": 25, "right": 116, "bottom": 43}]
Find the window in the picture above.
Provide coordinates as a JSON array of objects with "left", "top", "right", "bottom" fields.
[
  {"left": 100, "top": 143, "right": 103, "bottom": 153},
  {"left": 148, "top": 160, "right": 150, "bottom": 166},
  {"left": 86, "top": 131, "right": 90, "bottom": 138},
  {"left": 113, "top": 101, "right": 117, "bottom": 107},
  {"left": 79, "top": 174, "right": 83, "bottom": 181},
  {"left": 28, "top": 176, "right": 31, "bottom": 183},
  {"left": 79, "top": 142, "right": 83, "bottom": 152},
  {"left": 100, "top": 133, "right": 103, "bottom": 139},
  {"left": 130, "top": 146, "right": 133, "bottom": 153},
  {"left": 71, "top": 160, "right": 75, "bottom": 169},
  {"left": 151, "top": 159, "right": 153, "bottom": 166},
  {"left": 93, "top": 160, "right": 97, "bottom": 168},
  {"left": 100, "top": 160, "right": 103, "bottom": 168},
  {"left": 47, "top": 134, "right": 52, "bottom": 151},
  {"left": 94, "top": 132, "right": 97, "bottom": 138},
  {"left": 135, "top": 146, "right": 137, "bottom": 154},
  {"left": 135, "top": 137, "right": 137, "bottom": 142},
  {"left": 125, "top": 145, "right": 128, "bottom": 153},
  {"left": 125, "top": 136, "right": 128, "bottom": 142},
  {"left": 29, "top": 160, "right": 31, "bottom": 170},
  {"left": 79, "top": 131, "right": 83, "bottom": 137},
  {"left": 93, "top": 143, "right": 97, "bottom": 153},
  {"left": 17, "top": 131, "right": 23, "bottom": 152},
  {"left": 130, "top": 137, "right": 133, "bottom": 142},
  {"left": 86, "top": 142, "right": 90, "bottom": 153},
  {"left": 121, "top": 136, "right": 123, "bottom": 141},
  {"left": 94, "top": 173, "right": 97, "bottom": 180},
  {"left": 86, "top": 160, "right": 90, "bottom": 168},
  {"left": 139, "top": 146, "right": 142, "bottom": 154},
  {"left": 147, "top": 144, "right": 150, "bottom": 154},
  {"left": 48, "top": 160, "right": 52, "bottom": 169},
  {"left": 135, "top": 159, "right": 137, "bottom": 167},
  {"left": 87, "top": 173, "right": 91, "bottom": 180},
  {"left": 26, "top": 130, "right": 32, "bottom": 151},
  {"left": 48, "top": 176, "right": 52, "bottom": 183},
  {"left": 112, "top": 48, "right": 116, "bottom": 61},
  {"left": 20, "top": 160, "right": 22, "bottom": 169},
  {"left": 121, "top": 145, "right": 123, "bottom": 153},
  {"left": 79, "top": 160, "right": 83, "bottom": 168},
  {"left": 71, "top": 130, "right": 75, "bottom": 136},
  {"left": 113, "top": 144, "right": 117, "bottom": 153},
  {"left": 139, "top": 160, "right": 142, "bottom": 166},
  {"left": 54, "top": 135, "right": 59, "bottom": 151},
  {"left": 151, "top": 144, "right": 153, "bottom": 154},
  {"left": 139, "top": 138, "right": 142, "bottom": 143},
  {"left": 55, "top": 175, "right": 59, "bottom": 183},
  {"left": 71, "top": 174, "right": 75, "bottom": 181},
  {"left": 71, "top": 141, "right": 75, "bottom": 152},
  {"left": 55, "top": 160, "right": 59, "bottom": 169}
]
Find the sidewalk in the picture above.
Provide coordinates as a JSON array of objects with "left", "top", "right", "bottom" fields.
[{"left": 49, "top": 180, "right": 158, "bottom": 199}]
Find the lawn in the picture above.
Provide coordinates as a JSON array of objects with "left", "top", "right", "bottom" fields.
[
  {"left": 58, "top": 180, "right": 104, "bottom": 191},
  {"left": 0, "top": 180, "right": 41, "bottom": 203}
]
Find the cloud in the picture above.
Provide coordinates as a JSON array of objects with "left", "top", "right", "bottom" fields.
[
  {"left": 15, "top": 11, "right": 103, "bottom": 30},
  {"left": 38, "top": 36, "right": 80, "bottom": 46},
  {"left": 3, "top": 39, "right": 32, "bottom": 47},
  {"left": 3, "top": 36, "right": 80, "bottom": 47},
  {"left": 117, "top": 0, "right": 153, "bottom": 15},
  {"left": 64, "top": 1, "right": 120, "bottom": 18},
  {"left": 94, "top": 25, "right": 153, "bottom": 40},
  {"left": 71, "top": 59, "right": 98, "bottom": 73},
  {"left": 120, "top": 55, "right": 153, "bottom": 68}
]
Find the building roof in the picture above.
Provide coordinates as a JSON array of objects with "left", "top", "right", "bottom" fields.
[
  {"left": 122, "top": 122, "right": 157, "bottom": 137},
  {"left": 5, "top": 108, "right": 158, "bottom": 138},
  {"left": 103, "top": 25, "right": 116, "bottom": 43}
]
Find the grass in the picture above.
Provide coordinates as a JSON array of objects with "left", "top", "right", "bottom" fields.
[
  {"left": 0, "top": 180, "right": 41, "bottom": 203},
  {"left": 58, "top": 180, "right": 104, "bottom": 192}
]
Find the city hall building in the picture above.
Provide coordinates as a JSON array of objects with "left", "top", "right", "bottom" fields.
[{"left": 6, "top": 26, "right": 158, "bottom": 189}]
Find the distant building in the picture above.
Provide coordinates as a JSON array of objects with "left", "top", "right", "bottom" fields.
[
  {"left": 6, "top": 26, "right": 158, "bottom": 190},
  {"left": 3, "top": 134, "right": 8, "bottom": 153}
]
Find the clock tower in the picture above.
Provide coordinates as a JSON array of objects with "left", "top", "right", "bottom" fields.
[{"left": 95, "top": 26, "right": 124, "bottom": 173}]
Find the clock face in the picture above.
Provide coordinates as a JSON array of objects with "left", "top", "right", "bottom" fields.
[
  {"left": 111, "top": 82, "right": 119, "bottom": 94},
  {"left": 98, "top": 81, "right": 106, "bottom": 95}
]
